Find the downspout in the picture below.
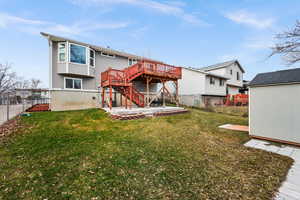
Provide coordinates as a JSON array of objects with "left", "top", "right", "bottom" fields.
[{"left": 48, "top": 37, "right": 53, "bottom": 109}]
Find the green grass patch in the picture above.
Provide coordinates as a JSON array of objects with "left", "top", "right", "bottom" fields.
[{"left": 0, "top": 108, "right": 292, "bottom": 199}]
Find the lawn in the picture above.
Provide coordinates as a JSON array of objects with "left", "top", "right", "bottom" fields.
[{"left": 0, "top": 108, "right": 293, "bottom": 200}]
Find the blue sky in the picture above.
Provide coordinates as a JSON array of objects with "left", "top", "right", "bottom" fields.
[{"left": 0, "top": 0, "right": 300, "bottom": 87}]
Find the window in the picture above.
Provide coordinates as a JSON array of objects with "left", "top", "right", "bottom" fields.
[
  {"left": 101, "top": 52, "right": 115, "bottom": 58},
  {"left": 70, "top": 44, "right": 87, "bottom": 64},
  {"left": 210, "top": 77, "right": 215, "bottom": 85},
  {"left": 58, "top": 43, "right": 66, "bottom": 62},
  {"left": 237, "top": 72, "right": 240, "bottom": 80},
  {"left": 230, "top": 69, "right": 233, "bottom": 75},
  {"left": 65, "top": 78, "right": 82, "bottom": 89},
  {"left": 89, "top": 49, "right": 95, "bottom": 67},
  {"left": 128, "top": 58, "right": 138, "bottom": 66},
  {"left": 219, "top": 79, "right": 225, "bottom": 86}
]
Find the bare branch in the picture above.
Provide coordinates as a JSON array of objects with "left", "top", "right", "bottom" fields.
[
  {"left": 30, "top": 78, "right": 42, "bottom": 89},
  {"left": 0, "top": 63, "right": 17, "bottom": 94},
  {"left": 270, "top": 20, "right": 300, "bottom": 65}
]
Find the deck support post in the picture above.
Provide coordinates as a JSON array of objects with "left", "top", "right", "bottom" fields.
[
  {"left": 102, "top": 87, "right": 105, "bottom": 108},
  {"left": 146, "top": 77, "right": 150, "bottom": 107},
  {"left": 162, "top": 80, "right": 166, "bottom": 107},
  {"left": 109, "top": 86, "right": 112, "bottom": 110},
  {"left": 175, "top": 80, "right": 179, "bottom": 106},
  {"left": 125, "top": 87, "right": 128, "bottom": 109},
  {"left": 120, "top": 91, "right": 122, "bottom": 107},
  {"left": 129, "top": 85, "right": 133, "bottom": 109},
  {"left": 146, "top": 77, "right": 152, "bottom": 107}
]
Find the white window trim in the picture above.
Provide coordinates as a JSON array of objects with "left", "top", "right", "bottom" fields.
[
  {"left": 101, "top": 52, "right": 116, "bottom": 58},
  {"left": 64, "top": 77, "right": 83, "bottom": 90},
  {"left": 58, "top": 42, "right": 67, "bottom": 63},
  {"left": 89, "top": 48, "right": 96, "bottom": 68},
  {"left": 128, "top": 58, "right": 138, "bottom": 66},
  {"left": 69, "top": 43, "right": 88, "bottom": 65}
]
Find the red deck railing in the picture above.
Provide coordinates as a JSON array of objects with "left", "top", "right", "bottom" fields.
[
  {"left": 125, "top": 60, "right": 182, "bottom": 81},
  {"left": 101, "top": 60, "right": 181, "bottom": 107},
  {"left": 101, "top": 68, "right": 127, "bottom": 87}
]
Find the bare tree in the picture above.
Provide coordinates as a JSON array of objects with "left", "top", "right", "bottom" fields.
[
  {"left": 15, "top": 78, "right": 30, "bottom": 89},
  {"left": 271, "top": 20, "right": 300, "bottom": 65},
  {"left": 30, "top": 78, "right": 41, "bottom": 89},
  {"left": 0, "top": 63, "right": 17, "bottom": 95}
]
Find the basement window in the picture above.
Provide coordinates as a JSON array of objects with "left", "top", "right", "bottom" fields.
[{"left": 65, "top": 78, "right": 82, "bottom": 90}]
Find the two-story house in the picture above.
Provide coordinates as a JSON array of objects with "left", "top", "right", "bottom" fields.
[
  {"left": 200, "top": 60, "right": 245, "bottom": 95},
  {"left": 178, "top": 60, "right": 245, "bottom": 107},
  {"left": 41, "top": 32, "right": 159, "bottom": 111}
]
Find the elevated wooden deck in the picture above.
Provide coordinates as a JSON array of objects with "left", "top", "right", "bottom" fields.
[{"left": 101, "top": 60, "right": 182, "bottom": 109}]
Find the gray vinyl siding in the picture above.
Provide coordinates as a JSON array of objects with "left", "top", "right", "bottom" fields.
[{"left": 51, "top": 41, "right": 130, "bottom": 90}]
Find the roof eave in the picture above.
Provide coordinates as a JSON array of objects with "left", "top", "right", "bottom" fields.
[{"left": 40, "top": 32, "right": 159, "bottom": 61}]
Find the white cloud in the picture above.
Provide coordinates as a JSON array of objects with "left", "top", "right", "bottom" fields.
[
  {"left": 0, "top": 12, "right": 46, "bottom": 28},
  {"left": 0, "top": 12, "right": 130, "bottom": 36},
  {"left": 225, "top": 10, "right": 275, "bottom": 29},
  {"left": 69, "top": 0, "right": 208, "bottom": 26}
]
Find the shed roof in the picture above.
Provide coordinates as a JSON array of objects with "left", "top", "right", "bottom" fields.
[
  {"left": 249, "top": 68, "right": 300, "bottom": 87},
  {"left": 199, "top": 60, "right": 245, "bottom": 73}
]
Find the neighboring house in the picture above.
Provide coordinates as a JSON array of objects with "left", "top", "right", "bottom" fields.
[
  {"left": 178, "top": 60, "right": 246, "bottom": 107},
  {"left": 41, "top": 32, "right": 159, "bottom": 111},
  {"left": 249, "top": 68, "right": 300, "bottom": 146},
  {"left": 199, "top": 60, "right": 245, "bottom": 95}
]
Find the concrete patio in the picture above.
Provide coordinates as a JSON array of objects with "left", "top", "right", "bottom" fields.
[
  {"left": 244, "top": 139, "right": 300, "bottom": 200},
  {"left": 103, "top": 106, "right": 187, "bottom": 116}
]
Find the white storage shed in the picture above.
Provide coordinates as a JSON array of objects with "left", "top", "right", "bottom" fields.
[{"left": 249, "top": 68, "right": 300, "bottom": 146}]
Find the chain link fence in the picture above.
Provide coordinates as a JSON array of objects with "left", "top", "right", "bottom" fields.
[{"left": 0, "top": 93, "right": 50, "bottom": 125}]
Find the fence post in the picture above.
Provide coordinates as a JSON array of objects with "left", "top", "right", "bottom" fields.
[
  {"left": 22, "top": 98, "right": 25, "bottom": 112},
  {"left": 6, "top": 93, "right": 9, "bottom": 121}
]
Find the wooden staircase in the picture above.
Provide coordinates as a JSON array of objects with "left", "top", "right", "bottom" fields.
[{"left": 101, "top": 60, "right": 181, "bottom": 108}]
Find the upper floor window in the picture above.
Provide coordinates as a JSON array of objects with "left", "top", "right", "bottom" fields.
[
  {"left": 101, "top": 52, "right": 115, "bottom": 58},
  {"left": 237, "top": 72, "right": 240, "bottom": 80},
  {"left": 65, "top": 78, "right": 82, "bottom": 90},
  {"left": 230, "top": 69, "right": 233, "bottom": 75},
  {"left": 219, "top": 79, "right": 225, "bottom": 86},
  {"left": 128, "top": 58, "right": 137, "bottom": 66},
  {"left": 89, "top": 49, "right": 95, "bottom": 67},
  {"left": 58, "top": 43, "right": 66, "bottom": 62},
  {"left": 70, "top": 44, "right": 86, "bottom": 64},
  {"left": 210, "top": 77, "right": 215, "bottom": 85}
]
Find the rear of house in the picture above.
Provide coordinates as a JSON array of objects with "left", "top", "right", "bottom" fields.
[
  {"left": 42, "top": 32, "right": 158, "bottom": 111},
  {"left": 249, "top": 68, "right": 300, "bottom": 146}
]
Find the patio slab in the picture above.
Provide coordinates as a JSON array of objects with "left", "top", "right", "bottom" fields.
[{"left": 219, "top": 124, "right": 249, "bottom": 132}]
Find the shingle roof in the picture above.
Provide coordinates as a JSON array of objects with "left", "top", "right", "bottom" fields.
[
  {"left": 182, "top": 67, "right": 229, "bottom": 79},
  {"left": 200, "top": 60, "right": 245, "bottom": 73},
  {"left": 249, "top": 68, "right": 300, "bottom": 87}
]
